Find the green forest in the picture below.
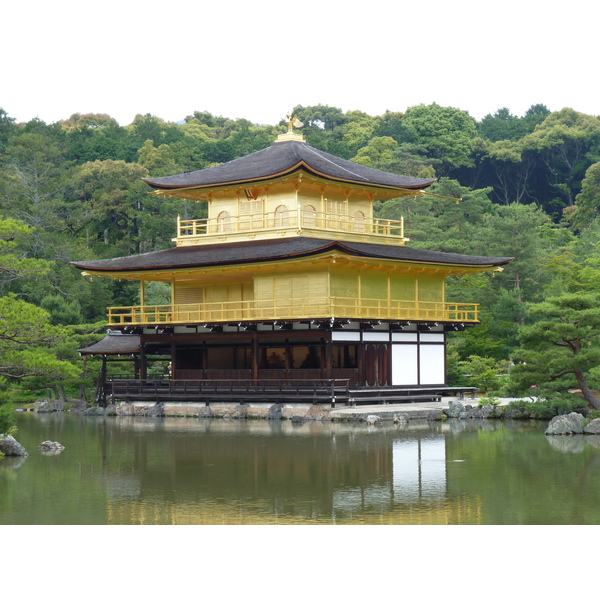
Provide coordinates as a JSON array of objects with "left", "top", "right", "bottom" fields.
[{"left": 1, "top": 101, "right": 600, "bottom": 427}]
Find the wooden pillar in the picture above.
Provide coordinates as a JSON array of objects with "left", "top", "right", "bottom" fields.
[
  {"left": 140, "top": 340, "right": 147, "bottom": 379},
  {"left": 285, "top": 344, "right": 291, "bottom": 380},
  {"left": 100, "top": 355, "right": 108, "bottom": 406},
  {"left": 357, "top": 342, "right": 366, "bottom": 387},
  {"left": 170, "top": 341, "right": 176, "bottom": 380},
  {"left": 252, "top": 333, "right": 259, "bottom": 381},
  {"left": 200, "top": 346, "right": 207, "bottom": 379},
  {"left": 325, "top": 338, "right": 333, "bottom": 380}
]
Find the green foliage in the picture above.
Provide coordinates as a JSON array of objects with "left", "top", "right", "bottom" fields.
[
  {"left": 0, "top": 376, "right": 15, "bottom": 434},
  {"left": 401, "top": 103, "right": 478, "bottom": 172},
  {"left": 0, "top": 294, "right": 79, "bottom": 382},
  {"left": 0, "top": 215, "right": 53, "bottom": 289},
  {"left": 505, "top": 396, "right": 588, "bottom": 419},
  {"left": 2, "top": 103, "right": 600, "bottom": 408},
  {"left": 477, "top": 105, "right": 550, "bottom": 142},
  {"left": 40, "top": 294, "right": 84, "bottom": 325},
  {"left": 445, "top": 345, "right": 467, "bottom": 387},
  {"left": 507, "top": 292, "right": 600, "bottom": 409},
  {"left": 521, "top": 108, "right": 600, "bottom": 210},
  {"left": 351, "top": 136, "right": 398, "bottom": 168},
  {"left": 567, "top": 162, "right": 600, "bottom": 230},
  {"left": 458, "top": 355, "right": 508, "bottom": 393},
  {"left": 478, "top": 396, "right": 501, "bottom": 407},
  {"left": 137, "top": 281, "right": 171, "bottom": 305}
]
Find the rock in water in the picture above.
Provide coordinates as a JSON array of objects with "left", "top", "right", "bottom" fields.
[
  {"left": 38, "top": 440, "right": 65, "bottom": 453},
  {"left": 545, "top": 412, "right": 587, "bottom": 435},
  {"left": 584, "top": 418, "right": 600, "bottom": 434},
  {"left": 445, "top": 400, "right": 466, "bottom": 418},
  {"left": 0, "top": 435, "right": 29, "bottom": 457}
]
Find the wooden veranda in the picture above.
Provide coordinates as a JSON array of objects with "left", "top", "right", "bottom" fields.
[{"left": 101, "top": 377, "right": 477, "bottom": 408}]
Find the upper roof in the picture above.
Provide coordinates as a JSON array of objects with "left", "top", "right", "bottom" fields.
[
  {"left": 143, "top": 139, "right": 436, "bottom": 193},
  {"left": 71, "top": 237, "right": 513, "bottom": 274}
]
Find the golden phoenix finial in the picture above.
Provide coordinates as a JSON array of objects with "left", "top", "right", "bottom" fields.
[{"left": 286, "top": 113, "right": 304, "bottom": 133}]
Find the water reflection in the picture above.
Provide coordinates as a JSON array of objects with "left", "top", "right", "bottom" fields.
[
  {"left": 3, "top": 412, "right": 600, "bottom": 524},
  {"left": 393, "top": 437, "right": 446, "bottom": 502},
  {"left": 0, "top": 456, "right": 27, "bottom": 470},
  {"left": 546, "top": 435, "right": 588, "bottom": 454}
]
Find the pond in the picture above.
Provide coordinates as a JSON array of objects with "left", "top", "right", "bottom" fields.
[{"left": 2, "top": 411, "right": 600, "bottom": 525}]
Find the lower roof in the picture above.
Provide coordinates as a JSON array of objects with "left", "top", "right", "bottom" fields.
[
  {"left": 71, "top": 237, "right": 513, "bottom": 274},
  {"left": 78, "top": 333, "right": 141, "bottom": 355}
]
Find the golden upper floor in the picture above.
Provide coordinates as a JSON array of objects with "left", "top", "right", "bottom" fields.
[{"left": 143, "top": 137, "right": 435, "bottom": 247}]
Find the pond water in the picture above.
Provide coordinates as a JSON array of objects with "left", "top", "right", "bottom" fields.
[{"left": 2, "top": 411, "right": 600, "bottom": 525}]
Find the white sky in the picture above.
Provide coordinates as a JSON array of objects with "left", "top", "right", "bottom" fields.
[{"left": 2, "top": 0, "right": 598, "bottom": 127}]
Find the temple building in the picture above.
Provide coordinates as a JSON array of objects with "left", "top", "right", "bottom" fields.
[{"left": 72, "top": 119, "right": 512, "bottom": 405}]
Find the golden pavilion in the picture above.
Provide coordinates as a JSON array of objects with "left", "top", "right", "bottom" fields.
[{"left": 72, "top": 121, "right": 512, "bottom": 406}]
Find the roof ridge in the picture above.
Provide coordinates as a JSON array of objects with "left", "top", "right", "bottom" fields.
[{"left": 300, "top": 144, "right": 370, "bottom": 181}]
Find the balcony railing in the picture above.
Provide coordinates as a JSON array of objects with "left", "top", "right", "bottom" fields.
[
  {"left": 107, "top": 298, "right": 479, "bottom": 326},
  {"left": 174, "top": 209, "right": 407, "bottom": 245}
]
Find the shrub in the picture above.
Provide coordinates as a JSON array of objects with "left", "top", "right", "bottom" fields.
[
  {"left": 506, "top": 396, "right": 588, "bottom": 419},
  {"left": 478, "top": 396, "right": 501, "bottom": 407}
]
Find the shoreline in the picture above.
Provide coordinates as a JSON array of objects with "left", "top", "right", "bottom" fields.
[{"left": 17, "top": 396, "right": 522, "bottom": 422}]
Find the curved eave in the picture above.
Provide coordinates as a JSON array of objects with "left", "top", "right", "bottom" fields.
[
  {"left": 71, "top": 240, "right": 514, "bottom": 279},
  {"left": 144, "top": 162, "right": 435, "bottom": 198},
  {"left": 77, "top": 334, "right": 141, "bottom": 355}
]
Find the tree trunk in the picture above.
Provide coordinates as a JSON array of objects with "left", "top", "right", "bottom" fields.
[
  {"left": 574, "top": 369, "right": 600, "bottom": 410},
  {"left": 78, "top": 384, "right": 88, "bottom": 402}
]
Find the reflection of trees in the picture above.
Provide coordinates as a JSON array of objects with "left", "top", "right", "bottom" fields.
[{"left": 447, "top": 422, "right": 600, "bottom": 524}]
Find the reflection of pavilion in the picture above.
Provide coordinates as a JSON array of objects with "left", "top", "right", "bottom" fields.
[
  {"left": 332, "top": 436, "right": 447, "bottom": 513},
  {"left": 393, "top": 437, "right": 447, "bottom": 501},
  {"left": 97, "top": 419, "right": 481, "bottom": 524}
]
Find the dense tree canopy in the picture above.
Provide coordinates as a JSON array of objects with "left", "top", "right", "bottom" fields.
[{"left": 1, "top": 101, "right": 600, "bottom": 413}]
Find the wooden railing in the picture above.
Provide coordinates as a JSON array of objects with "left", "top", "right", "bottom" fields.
[
  {"left": 175, "top": 209, "right": 406, "bottom": 244},
  {"left": 107, "top": 297, "right": 479, "bottom": 325},
  {"left": 105, "top": 378, "right": 350, "bottom": 406}
]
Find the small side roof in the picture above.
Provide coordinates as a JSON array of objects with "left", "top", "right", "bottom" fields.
[
  {"left": 78, "top": 333, "right": 141, "bottom": 355},
  {"left": 143, "top": 139, "right": 436, "bottom": 192}
]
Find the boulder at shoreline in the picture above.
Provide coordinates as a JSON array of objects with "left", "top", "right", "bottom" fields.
[
  {"left": 0, "top": 435, "right": 29, "bottom": 457},
  {"left": 545, "top": 412, "right": 587, "bottom": 435}
]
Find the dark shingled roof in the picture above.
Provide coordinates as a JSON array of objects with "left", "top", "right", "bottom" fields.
[
  {"left": 143, "top": 140, "right": 436, "bottom": 191},
  {"left": 78, "top": 333, "right": 141, "bottom": 355},
  {"left": 71, "top": 237, "right": 513, "bottom": 273}
]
